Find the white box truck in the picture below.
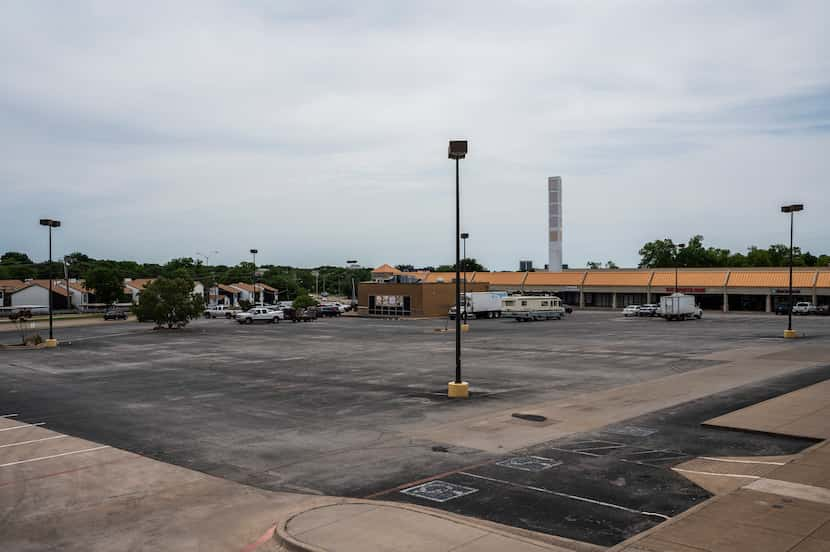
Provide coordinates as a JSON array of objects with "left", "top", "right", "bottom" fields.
[
  {"left": 659, "top": 293, "right": 702, "bottom": 321},
  {"left": 449, "top": 291, "right": 505, "bottom": 319}
]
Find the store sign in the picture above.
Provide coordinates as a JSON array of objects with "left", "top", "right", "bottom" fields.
[
  {"left": 773, "top": 289, "right": 800, "bottom": 294},
  {"left": 664, "top": 288, "right": 706, "bottom": 293},
  {"left": 376, "top": 295, "right": 404, "bottom": 306}
]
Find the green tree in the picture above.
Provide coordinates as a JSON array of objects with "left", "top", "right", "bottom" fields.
[
  {"left": 605, "top": 260, "right": 619, "bottom": 269},
  {"left": 292, "top": 287, "right": 318, "bottom": 310},
  {"left": 85, "top": 267, "right": 124, "bottom": 306},
  {"left": 435, "top": 258, "right": 487, "bottom": 272},
  {"left": 638, "top": 238, "right": 677, "bottom": 268},
  {"left": 817, "top": 255, "right": 830, "bottom": 267},
  {"left": 1, "top": 251, "right": 33, "bottom": 265},
  {"left": 132, "top": 276, "right": 204, "bottom": 328},
  {"left": 587, "top": 261, "right": 601, "bottom": 269}
]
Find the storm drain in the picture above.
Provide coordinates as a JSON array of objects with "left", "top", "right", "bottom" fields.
[
  {"left": 496, "top": 456, "right": 562, "bottom": 472},
  {"left": 400, "top": 480, "right": 478, "bottom": 503}
]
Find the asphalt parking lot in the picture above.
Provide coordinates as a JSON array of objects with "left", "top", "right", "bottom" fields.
[{"left": 2, "top": 311, "right": 829, "bottom": 546}]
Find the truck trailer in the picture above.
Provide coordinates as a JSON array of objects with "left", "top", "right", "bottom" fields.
[
  {"left": 448, "top": 291, "right": 505, "bottom": 319},
  {"left": 659, "top": 293, "right": 702, "bottom": 321}
]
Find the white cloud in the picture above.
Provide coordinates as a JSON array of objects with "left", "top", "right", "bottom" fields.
[{"left": 1, "top": 1, "right": 828, "bottom": 268}]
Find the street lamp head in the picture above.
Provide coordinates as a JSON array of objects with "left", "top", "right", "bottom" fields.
[
  {"left": 781, "top": 204, "right": 804, "bottom": 213},
  {"left": 250, "top": 249, "right": 258, "bottom": 254},
  {"left": 460, "top": 232, "right": 469, "bottom": 239},
  {"left": 448, "top": 140, "right": 468, "bottom": 160},
  {"left": 39, "top": 218, "right": 61, "bottom": 227},
  {"left": 678, "top": 243, "right": 686, "bottom": 249}
]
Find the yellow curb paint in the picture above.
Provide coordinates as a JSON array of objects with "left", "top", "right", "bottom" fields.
[
  {"left": 461, "top": 324, "right": 470, "bottom": 332},
  {"left": 45, "top": 338, "right": 58, "bottom": 348},
  {"left": 783, "top": 329, "right": 797, "bottom": 339},
  {"left": 448, "top": 381, "right": 469, "bottom": 398}
]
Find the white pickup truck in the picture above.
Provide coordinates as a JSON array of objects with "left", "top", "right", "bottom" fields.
[
  {"left": 204, "top": 305, "right": 240, "bottom": 319},
  {"left": 792, "top": 302, "right": 817, "bottom": 315},
  {"left": 235, "top": 307, "right": 284, "bottom": 324}
]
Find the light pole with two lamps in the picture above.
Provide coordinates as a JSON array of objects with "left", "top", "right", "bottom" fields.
[
  {"left": 448, "top": 140, "right": 468, "bottom": 398},
  {"left": 39, "top": 218, "right": 61, "bottom": 347},
  {"left": 781, "top": 204, "right": 804, "bottom": 338}
]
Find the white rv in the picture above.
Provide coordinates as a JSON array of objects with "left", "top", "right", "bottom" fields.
[{"left": 501, "top": 295, "right": 565, "bottom": 321}]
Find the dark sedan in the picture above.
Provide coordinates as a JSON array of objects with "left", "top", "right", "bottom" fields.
[{"left": 103, "top": 309, "right": 127, "bottom": 320}]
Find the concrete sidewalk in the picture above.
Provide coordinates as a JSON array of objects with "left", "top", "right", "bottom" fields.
[
  {"left": 612, "top": 379, "right": 830, "bottom": 552},
  {"left": 275, "top": 499, "right": 601, "bottom": 552}
]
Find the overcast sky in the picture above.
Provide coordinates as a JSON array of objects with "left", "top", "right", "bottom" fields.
[{"left": 2, "top": 1, "right": 828, "bottom": 270}]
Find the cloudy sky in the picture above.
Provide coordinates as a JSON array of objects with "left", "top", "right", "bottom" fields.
[{"left": 2, "top": 1, "right": 828, "bottom": 270}]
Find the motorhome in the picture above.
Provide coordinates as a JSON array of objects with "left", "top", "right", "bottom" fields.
[{"left": 501, "top": 295, "right": 565, "bottom": 321}]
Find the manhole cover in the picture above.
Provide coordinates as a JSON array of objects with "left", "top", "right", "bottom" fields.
[
  {"left": 512, "top": 413, "right": 547, "bottom": 422},
  {"left": 400, "top": 480, "right": 478, "bottom": 502},
  {"left": 496, "top": 456, "right": 562, "bottom": 472},
  {"left": 606, "top": 426, "right": 657, "bottom": 437}
]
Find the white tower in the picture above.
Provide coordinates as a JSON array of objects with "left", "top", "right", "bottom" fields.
[{"left": 548, "top": 176, "right": 562, "bottom": 272}]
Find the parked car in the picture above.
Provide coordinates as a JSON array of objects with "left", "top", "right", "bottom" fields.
[
  {"left": 638, "top": 304, "right": 659, "bottom": 317},
  {"left": 317, "top": 305, "right": 341, "bottom": 317},
  {"left": 295, "top": 308, "right": 318, "bottom": 322},
  {"left": 562, "top": 304, "right": 573, "bottom": 314},
  {"left": 622, "top": 305, "right": 640, "bottom": 317},
  {"left": 103, "top": 309, "right": 127, "bottom": 320},
  {"left": 793, "top": 302, "right": 817, "bottom": 315},
  {"left": 775, "top": 303, "right": 791, "bottom": 315},
  {"left": 235, "top": 307, "right": 283, "bottom": 324},
  {"left": 816, "top": 305, "right": 830, "bottom": 316}
]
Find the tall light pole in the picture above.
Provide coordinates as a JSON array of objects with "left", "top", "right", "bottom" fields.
[
  {"left": 781, "top": 204, "right": 804, "bottom": 338},
  {"left": 448, "top": 140, "right": 468, "bottom": 399},
  {"left": 250, "top": 249, "right": 258, "bottom": 305},
  {"left": 39, "top": 218, "right": 61, "bottom": 347},
  {"left": 347, "top": 260, "right": 358, "bottom": 307},
  {"left": 460, "top": 233, "right": 469, "bottom": 324},
  {"left": 674, "top": 243, "right": 686, "bottom": 293},
  {"left": 197, "top": 250, "right": 219, "bottom": 305},
  {"left": 63, "top": 255, "right": 72, "bottom": 310}
]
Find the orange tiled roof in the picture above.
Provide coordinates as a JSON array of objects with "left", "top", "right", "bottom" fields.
[
  {"left": 400, "top": 271, "right": 430, "bottom": 281},
  {"left": 17, "top": 280, "right": 70, "bottom": 297},
  {"left": 231, "top": 282, "right": 277, "bottom": 293},
  {"left": 726, "top": 271, "right": 816, "bottom": 288},
  {"left": 217, "top": 284, "right": 241, "bottom": 294},
  {"left": 523, "top": 271, "right": 586, "bottom": 287},
  {"left": 372, "top": 264, "right": 402, "bottom": 275},
  {"left": 583, "top": 271, "right": 652, "bottom": 287},
  {"left": 816, "top": 272, "right": 830, "bottom": 288},
  {"left": 421, "top": 272, "right": 468, "bottom": 283},
  {"left": 0, "top": 279, "right": 26, "bottom": 291},
  {"left": 650, "top": 271, "right": 728, "bottom": 288},
  {"left": 124, "top": 278, "right": 155, "bottom": 291},
  {"left": 472, "top": 272, "right": 527, "bottom": 286}
]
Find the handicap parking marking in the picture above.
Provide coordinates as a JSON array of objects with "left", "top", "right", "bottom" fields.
[
  {"left": 495, "top": 456, "right": 562, "bottom": 472},
  {"left": 400, "top": 480, "right": 479, "bottom": 503}
]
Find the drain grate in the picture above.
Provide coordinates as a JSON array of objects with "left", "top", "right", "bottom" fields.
[
  {"left": 401, "top": 480, "right": 478, "bottom": 502},
  {"left": 496, "top": 456, "right": 562, "bottom": 472},
  {"left": 512, "top": 413, "right": 547, "bottom": 422}
]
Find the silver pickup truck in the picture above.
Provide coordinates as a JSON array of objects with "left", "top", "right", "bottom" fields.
[{"left": 204, "top": 305, "right": 240, "bottom": 319}]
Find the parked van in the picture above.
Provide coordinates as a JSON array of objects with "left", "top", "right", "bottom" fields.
[{"left": 501, "top": 295, "right": 565, "bottom": 322}]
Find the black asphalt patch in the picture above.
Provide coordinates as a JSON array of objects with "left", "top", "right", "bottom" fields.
[{"left": 389, "top": 364, "right": 829, "bottom": 546}]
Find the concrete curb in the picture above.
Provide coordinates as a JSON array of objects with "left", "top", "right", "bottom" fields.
[{"left": 274, "top": 498, "right": 600, "bottom": 552}]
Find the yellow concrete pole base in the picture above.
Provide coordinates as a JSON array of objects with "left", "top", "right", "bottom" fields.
[
  {"left": 461, "top": 323, "right": 470, "bottom": 333},
  {"left": 783, "top": 329, "right": 797, "bottom": 339},
  {"left": 448, "top": 381, "right": 469, "bottom": 398},
  {"left": 44, "top": 338, "right": 58, "bottom": 348}
]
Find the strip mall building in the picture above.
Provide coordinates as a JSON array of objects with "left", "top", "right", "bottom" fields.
[{"left": 360, "top": 264, "right": 830, "bottom": 316}]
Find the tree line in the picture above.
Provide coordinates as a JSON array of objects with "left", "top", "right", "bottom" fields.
[
  {"left": 0, "top": 251, "right": 371, "bottom": 300},
  {"left": 638, "top": 235, "right": 830, "bottom": 268}
]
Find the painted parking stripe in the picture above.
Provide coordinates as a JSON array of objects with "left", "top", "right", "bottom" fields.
[
  {"left": 671, "top": 467, "right": 760, "bottom": 479},
  {"left": 0, "top": 435, "right": 67, "bottom": 449},
  {"left": 0, "top": 446, "right": 110, "bottom": 468},
  {"left": 575, "top": 445, "right": 628, "bottom": 452},
  {"left": 1, "top": 414, "right": 19, "bottom": 418},
  {"left": 697, "top": 456, "right": 786, "bottom": 466},
  {"left": 459, "top": 472, "right": 670, "bottom": 521},
  {"left": 0, "top": 422, "right": 45, "bottom": 432}
]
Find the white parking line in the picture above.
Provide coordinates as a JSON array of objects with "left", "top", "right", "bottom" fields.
[
  {"left": 575, "top": 445, "right": 628, "bottom": 452},
  {"left": 671, "top": 467, "right": 760, "bottom": 479},
  {"left": 1, "top": 414, "right": 19, "bottom": 418},
  {"left": 459, "top": 471, "right": 670, "bottom": 521},
  {"left": 697, "top": 456, "right": 786, "bottom": 466},
  {"left": 0, "top": 422, "right": 45, "bottom": 432},
  {"left": 0, "top": 435, "right": 67, "bottom": 449},
  {"left": 0, "top": 445, "right": 110, "bottom": 468}
]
